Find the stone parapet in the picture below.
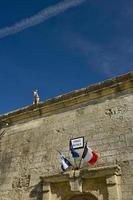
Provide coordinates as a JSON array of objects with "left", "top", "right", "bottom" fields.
[{"left": 0, "top": 72, "right": 132, "bottom": 127}]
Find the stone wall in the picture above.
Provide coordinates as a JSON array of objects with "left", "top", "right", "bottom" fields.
[{"left": 0, "top": 72, "right": 133, "bottom": 200}]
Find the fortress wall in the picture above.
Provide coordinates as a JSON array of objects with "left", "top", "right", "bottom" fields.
[{"left": 0, "top": 73, "right": 133, "bottom": 200}]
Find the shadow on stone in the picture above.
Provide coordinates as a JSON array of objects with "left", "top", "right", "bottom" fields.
[{"left": 29, "top": 180, "right": 43, "bottom": 200}]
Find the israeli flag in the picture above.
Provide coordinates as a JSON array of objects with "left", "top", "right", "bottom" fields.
[{"left": 60, "top": 153, "right": 72, "bottom": 171}]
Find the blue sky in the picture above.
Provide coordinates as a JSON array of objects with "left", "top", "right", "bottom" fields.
[{"left": 0, "top": 0, "right": 132, "bottom": 114}]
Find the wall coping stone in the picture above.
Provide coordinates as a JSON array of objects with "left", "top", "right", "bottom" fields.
[
  {"left": 0, "top": 72, "right": 132, "bottom": 127},
  {"left": 40, "top": 165, "right": 121, "bottom": 183}
]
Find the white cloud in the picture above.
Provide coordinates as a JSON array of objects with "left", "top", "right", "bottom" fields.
[{"left": 0, "top": 0, "right": 86, "bottom": 39}]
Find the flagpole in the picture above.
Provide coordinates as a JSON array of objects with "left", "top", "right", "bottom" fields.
[
  {"left": 78, "top": 141, "right": 87, "bottom": 169},
  {"left": 74, "top": 158, "right": 78, "bottom": 170}
]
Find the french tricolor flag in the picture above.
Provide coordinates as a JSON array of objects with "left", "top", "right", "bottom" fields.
[{"left": 82, "top": 143, "right": 98, "bottom": 165}]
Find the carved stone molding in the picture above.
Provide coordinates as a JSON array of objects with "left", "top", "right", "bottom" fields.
[{"left": 40, "top": 165, "right": 122, "bottom": 200}]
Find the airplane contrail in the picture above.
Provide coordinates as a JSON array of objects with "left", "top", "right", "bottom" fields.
[{"left": 0, "top": 0, "right": 87, "bottom": 39}]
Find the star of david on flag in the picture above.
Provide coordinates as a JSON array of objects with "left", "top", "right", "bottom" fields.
[{"left": 59, "top": 152, "right": 72, "bottom": 171}]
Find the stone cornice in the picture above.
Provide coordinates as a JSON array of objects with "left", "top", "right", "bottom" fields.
[
  {"left": 0, "top": 72, "right": 133, "bottom": 127},
  {"left": 40, "top": 165, "right": 121, "bottom": 183}
]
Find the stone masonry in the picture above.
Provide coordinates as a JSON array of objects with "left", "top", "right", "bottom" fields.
[{"left": 0, "top": 72, "right": 133, "bottom": 200}]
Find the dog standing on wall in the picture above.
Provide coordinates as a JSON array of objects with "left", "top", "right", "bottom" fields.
[{"left": 33, "top": 90, "right": 40, "bottom": 105}]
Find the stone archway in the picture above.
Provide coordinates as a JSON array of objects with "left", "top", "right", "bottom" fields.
[{"left": 69, "top": 194, "right": 97, "bottom": 200}]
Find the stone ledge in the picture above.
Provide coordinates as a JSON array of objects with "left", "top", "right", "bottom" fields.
[
  {"left": 40, "top": 165, "right": 122, "bottom": 197},
  {"left": 0, "top": 72, "right": 132, "bottom": 127},
  {"left": 40, "top": 165, "right": 121, "bottom": 183}
]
